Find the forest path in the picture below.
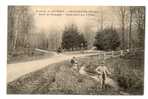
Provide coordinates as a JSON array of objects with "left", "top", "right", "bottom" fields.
[{"left": 7, "top": 52, "right": 98, "bottom": 83}]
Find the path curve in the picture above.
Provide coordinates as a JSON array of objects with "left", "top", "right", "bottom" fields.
[{"left": 7, "top": 53, "right": 98, "bottom": 83}]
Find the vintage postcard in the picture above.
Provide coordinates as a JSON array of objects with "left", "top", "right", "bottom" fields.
[{"left": 7, "top": 6, "right": 145, "bottom": 95}]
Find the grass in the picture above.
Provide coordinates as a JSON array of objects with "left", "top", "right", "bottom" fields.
[
  {"left": 7, "top": 51, "right": 144, "bottom": 95},
  {"left": 7, "top": 48, "right": 55, "bottom": 64},
  {"left": 107, "top": 51, "right": 144, "bottom": 95},
  {"left": 7, "top": 59, "right": 118, "bottom": 94},
  {"left": 83, "top": 51, "right": 144, "bottom": 95}
]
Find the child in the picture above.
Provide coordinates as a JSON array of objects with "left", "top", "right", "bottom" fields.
[
  {"left": 95, "top": 61, "right": 111, "bottom": 89},
  {"left": 70, "top": 56, "right": 78, "bottom": 71}
]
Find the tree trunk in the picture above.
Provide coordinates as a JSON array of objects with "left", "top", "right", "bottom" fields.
[{"left": 129, "top": 7, "right": 133, "bottom": 49}]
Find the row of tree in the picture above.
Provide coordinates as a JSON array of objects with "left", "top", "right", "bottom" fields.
[
  {"left": 62, "top": 6, "right": 145, "bottom": 51},
  {"left": 8, "top": 6, "right": 34, "bottom": 52},
  {"left": 8, "top": 6, "right": 145, "bottom": 55},
  {"left": 8, "top": 6, "right": 61, "bottom": 53},
  {"left": 61, "top": 24, "right": 121, "bottom": 51},
  {"left": 95, "top": 6, "right": 145, "bottom": 50},
  {"left": 117, "top": 6, "right": 145, "bottom": 49},
  {"left": 29, "top": 31, "right": 61, "bottom": 51}
]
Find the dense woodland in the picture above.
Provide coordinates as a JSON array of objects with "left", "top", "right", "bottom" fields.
[{"left": 8, "top": 6, "right": 145, "bottom": 56}]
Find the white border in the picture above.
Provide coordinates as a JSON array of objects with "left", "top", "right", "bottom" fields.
[{"left": 0, "top": 0, "right": 148, "bottom": 99}]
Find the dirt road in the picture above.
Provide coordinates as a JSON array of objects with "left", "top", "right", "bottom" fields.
[{"left": 7, "top": 52, "right": 98, "bottom": 83}]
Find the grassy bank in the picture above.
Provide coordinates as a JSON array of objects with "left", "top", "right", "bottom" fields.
[
  {"left": 7, "top": 51, "right": 144, "bottom": 95},
  {"left": 82, "top": 51, "right": 144, "bottom": 95},
  {"left": 8, "top": 48, "right": 55, "bottom": 64},
  {"left": 7, "top": 59, "right": 118, "bottom": 94},
  {"left": 106, "top": 51, "right": 144, "bottom": 95}
]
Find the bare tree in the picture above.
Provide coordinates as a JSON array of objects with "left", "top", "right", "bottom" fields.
[
  {"left": 118, "top": 7, "right": 128, "bottom": 49},
  {"left": 134, "top": 7, "right": 145, "bottom": 48},
  {"left": 8, "top": 6, "right": 18, "bottom": 51},
  {"left": 100, "top": 7, "right": 104, "bottom": 31},
  {"left": 128, "top": 6, "right": 135, "bottom": 49},
  {"left": 8, "top": 6, "right": 34, "bottom": 53},
  {"left": 114, "top": 6, "right": 145, "bottom": 49},
  {"left": 83, "top": 24, "right": 96, "bottom": 49},
  {"left": 46, "top": 29, "right": 61, "bottom": 50}
]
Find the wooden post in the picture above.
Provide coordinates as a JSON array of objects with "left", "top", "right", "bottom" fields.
[
  {"left": 127, "top": 49, "right": 129, "bottom": 53},
  {"left": 104, "top": 52, "right": 106, "bottom": 60},
  {"left": 121, "top": 50, "right": 124, "bottom": 56},
  {"left": 98, "top": 51, "right": 100, "bottom": 60},
  {"left": 112, "top": 51, "right": 114, "bottom": 57}
]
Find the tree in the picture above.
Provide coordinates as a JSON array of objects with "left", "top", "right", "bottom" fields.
[
  {"left": 79, "top": 34, "right": 87, "bottom": 49},
  {"left": 62, "top": 24, "right": 87, "bottom": 50},
  {"left": 83, "top": 24, "right": 96, "bottom": 49},
  {"left": 135, "top": 7, "right": 145, "bottom": 48},
  {"left": 100, "top": 7, "right": 104, "bottom": 31},
  {"left": 128, "top": 6, "right": 135, "bottom": 49},
  {"left": 8, "top": 6, "right": 15, "bottom": 52},
  {"left": 47, "top": 30, "right": 61, "bottom": 50},
  {"left": 8, "top": 6, "right": 34, "bottom": 52},
  {"left": 94, "top": 28, "right": 120, "bottom": 51},
  {"left": 119, "top": 7, "right": 128, "bottom": 49}
]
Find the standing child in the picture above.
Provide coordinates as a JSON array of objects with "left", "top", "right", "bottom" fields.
[
  {"left": 95, "top": 61, "right": 111, "bottom": 89},
  {"left": 70, "top": 56, "right": 78, "bottom": 71}
]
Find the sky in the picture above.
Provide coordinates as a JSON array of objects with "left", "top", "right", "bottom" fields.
[{"left": 30, "top": 6, "right": 120, "bottom": 33}]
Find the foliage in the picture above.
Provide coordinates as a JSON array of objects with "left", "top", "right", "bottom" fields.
[
  {"left": 94, "top": 28, "right": 120, "bottom": 51},
  {"left": 106, "top": 51, "right": 144, "bottom": 94},
  {"left": 62, "top": 24, "right": 87, "bottom": 50}
]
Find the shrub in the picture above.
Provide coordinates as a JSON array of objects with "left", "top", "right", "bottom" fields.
[
  {"left": 62, "top": 24, "right": 87, "bottom": 50},
  {"left": 94, "top": 28, "right": 120, "bottom": 51},
  {"left": 107, "top": 52, "right": 144, "bottom": 94}
]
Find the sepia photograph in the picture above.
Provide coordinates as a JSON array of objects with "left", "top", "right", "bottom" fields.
[{"left": 7, "top": 6, "right": 145, "bottom": 95}]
